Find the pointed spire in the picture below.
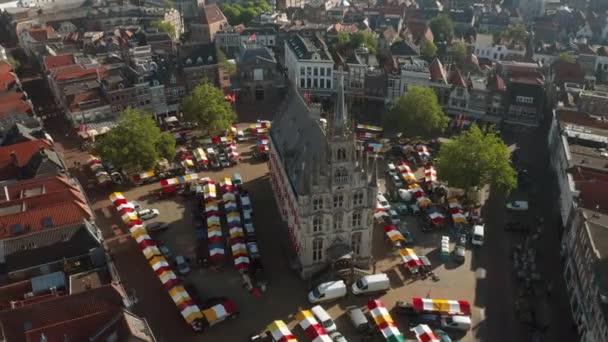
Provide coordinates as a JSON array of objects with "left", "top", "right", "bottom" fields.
[{"left": 334, "top": 75, "right": 348, "bottom": 135}]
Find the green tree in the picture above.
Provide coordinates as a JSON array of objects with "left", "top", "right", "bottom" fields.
[
  {"left": 430, "top": 14, "right": 454, "bottom": 41},
  {"left": 337, "top": 31, "right": 350, "bottom": 46},
  {"left": 385, "top": 86, "right": 448, "bottom": 138},
  {"left": 449, "top": 42, "right": 467, "bottom": 65},
  {"left": 239, "top": 8, "right": 257, "bottom": 26},
  {"left": 436, "top": 125, "right": 517, "bottom": 194},
  {"left": 181, "top": 81, "right": 236, "bottom": 135},
  {"left": 218, "top": 49, "right": 236, "bottom": 76},
  {"left": 221, "top": 4, "right": 242, "bottom": 25},
  {"left": 95, "top": 108, "right": 176, "bottom": 173},
  {"left": 502, "top": 24, "right": 528, "bottom": 44},
  {"left": 559, "top": 52, "right": 576, "bottom": 64},
  {"left": 151, "top": 20, "right": 176, "bottom": 39},
  {"left": 351, "top": 31, "right": 378, "bottom": 53},
  {"left": 220, "top": 0, "right": 270, "bottom": 26},
  {"left": 420, "top": 39, "right": 437, "bottom": 58}
]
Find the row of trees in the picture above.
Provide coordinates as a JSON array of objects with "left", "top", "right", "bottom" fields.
[
  {"left": 220, "top": 0, "right": 272, "bottom": 26},
  {"left": 95, "top": 82, "right": 235, "bottom": 174},
  {"left": 386, "top": 86, "right": 517, "bottom": 194},
  {"left": 335, "top": 31, "right": 379, "bottom": 54}
]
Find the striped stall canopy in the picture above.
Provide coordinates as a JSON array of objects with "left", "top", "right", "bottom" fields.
[
  {"left": 424, "top": 165, "right": 437, "bottom": 184},
  {"left": 398, "top": 248, "right": 424, "bottom": 269},
  {"left": 207, "top": 215, "right": 221, "bottom": 227},
  {"left": 138, "top": 170, "right": 155, "bottom": 179},
  {"left": 356, "top": 124, "right": 383, "bottom": 132},
  {"left": 205, "top": 201, "right": 219, "bottom": 212},
  {"left": 223, "top": 193, "right": 236, "bottom": 203},
  {"left": 88, "top": 155, "right": 101, "bottom": 165},
  {"left": 295, "top": 310, "right": 332, "bottom": 342},
  {"left": 193, "top": 148, "right": 209, "bottom": 164},
  {"left": 267, "top": 320, "right": 297, "bottom": 342},
  {"left": 181, "top": 158, "right": 194, "bottom": 168},
  {"left": 229, "top": 226, "right": 245, "bottom": 240},
  {"left": 120, "top": 211, "right": 138, "bottom": 223},
  {"left": 226, "top": 212, "right": 241, "bottom": 224},
  {"left": 411, "top": 298, "right": 472, "bottom": 316},
  {"left": 224, "top": 201, "right": 238, "bottom": 212},
  {"left": 367, "top": 300, "right": 405, "bottom": 342},
  {"left": 160, "top": 177, "right": 179, "bottom": 187},
  {"left": 149, "top": 256, "right": 170, "bottom": 271},
  {"left": 447, "top": 198, "right": 467, "bottom": 223},
  {"left": 383, "top": 225, "right": 406, "bottom": 243},
  {"left": 142, "top": 245, "right": 162, "bottom": 260},
  {"left": 397, "top": 162, "right": 411, "bottom": 173},
  {"left": 204, "top": 183, "right": 217, "bottom": 199},
  {"left": 202, "top": 301, "right": 235, "bottom": 323},
  {"left": 220, "top": 177, "right": 233, "bottom": 189},
  {"left": 417, "top": 145, "right": 430, "bottom": 158},
  {"left": 207, "top": 225, "right": 223, "bottom": 241},
  {"left": 410, "top": 324, "right": 439, "bottom": 342}
]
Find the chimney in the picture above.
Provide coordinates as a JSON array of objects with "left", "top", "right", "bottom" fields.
[{"left": 10, "top": 151, "right": 17, "bottom": 166}]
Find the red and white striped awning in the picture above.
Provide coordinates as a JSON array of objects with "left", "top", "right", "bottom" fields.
[
  {"left": 367, "top": 300, "right": 405, "bottom": 342},
  {"left": 399, "top": 248, "right": 424, "bottom": 269},
  {"left": 411, "top": 298, "right": 472, "bottom": 316},
  {"left": 410, "top": 324, "right": 439, "bottom": 342},
  {"left": 424, "top": 165, "right": 437, "bottom": 184},
  {"left": 296, "top": 310, "right": 332, "bottom": 342},
  {"left": 267, "top": 320, "right": 297, "bottom": 342}
]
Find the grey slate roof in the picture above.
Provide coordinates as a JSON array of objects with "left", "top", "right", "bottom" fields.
[
  {"left": 270, "top": 86, "right": 328, "bottom": 196},
  {"left": 390, "top": 40, "right": 420, "bottom": 57},
  {"left": 285, "top": 34, "right": 333, "bottom": 61},
  {"left": 238, "top": 46, "right": 276, "bottom": 65}
]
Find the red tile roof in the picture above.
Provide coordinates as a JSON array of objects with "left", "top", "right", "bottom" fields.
[
  {"left": 578, "top": 44, "right": 596, "bottom": 55},
  {"left": 407, "top": 19, "right": 433, "bottom": 42},
  {"left": 27, "top": 26, "right": 56, "bottom": 42},
  {"left": 68, "top": 91, "right": 101, "bottom": 112},
  {"left": 25, "top": 310, "right": 116, "bottom": 342},
  {"left": 0, "top": 72, "right": 17, "bottom": 92},
  {"left": 0, "top": 139, "right": 54, "bottom": 180},
  {"left": 0, "top": 91, "right": 25, "bottom": 103},
  {"left": 559, "top": 109, "right": 608, "bottom": 131},
  {"left": 202, "top": 4, "right": 227, "bottom": 25},
  {"left": 577, "top": 180, "right": 608, "bottom": 211},
  {"left": 0, "top": 284, "right": 123, "bottom": 341},
  {"left": 494, "top": 74, "right": 506, "bottom": 92},
  {"left": 448, "top": 69, "right": 466, "bottom": 87},
  {"left": 0, "top": 99, "right": 32, "bottom": 119},
  {"left": 0, "top": 280, "right": 32, "bottom": 310},
  {"left": 43, "top": 54, "right": 76, "bottom": 71},
  {"left": 3, "top": 174, "right": 75, "bottom": 201},
  {"left": 552, "top": 60, "right": 585, "bottom": 84},
  {"left": 0, "top": 61, "right": 13, "bottom": 74},
  {"left": 51, "top": 64, "right": 98, "bottom": 82},
  {"left": 429, "top": 58, "right": 447, "bottom": 83}
]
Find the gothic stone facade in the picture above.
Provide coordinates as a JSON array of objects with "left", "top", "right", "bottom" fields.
[{"left": 268, "top": 80, "right": 376, "bottom": 278}]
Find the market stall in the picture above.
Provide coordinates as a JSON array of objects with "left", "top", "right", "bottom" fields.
[
  {"left": 410, "top": 324, "right": 439, "bottom": 342},
  {"left": 295, "top": 310, "right": 332, "bottom": 342},
  {"left": 427, "top": 207, "right": 445, "bottom": 226},
  {"left": 397, "top": 162, "right": 416, "bottom": 184},
  {"left": 204, "top": 180, "right": 225, "bottom": 262},
  {"left": 108, "top": 192, "right": 206, "bottom": 331},
  {"left": 132, "top": 170, "right": 155, "bottom": 184},
  {"left": 441, "top": 236, "right": 450, "bottom": 262},
  {"left": 367, "top": 299, "right": 405, "bottom": 342},
  {"left": 193, "top": 148, "right": 209, "bottom": 166},
  {"left": 409, "top": 184, "right": 431, "bottom": 207},
  {"left": 448, "top": 198, "right": 467, "bottom": 224},
  {"left": 384, "top": 225, "right": 407, "bottom": 246},
  {"left": 221, "top": 177, "right": 250, "bottom": 273},
  {"left": 398, "top": 248, "right": 424, "bottom": 273},
  {"left": 424, "top": 165, "right": 437, "bottom": 185},
  {"left": 411, "top": 297, "right": 472, "bottom": 316},
  {"left": 417, "top": 145, "right": 431, "bottom": 160},
  {"left": 356, "top": 124, "right": 383, "bottom": 132},
  {"left": 160, "top": 173, "right": 199, "bottom": 187},
  {"left": 267, "top": 320, "right": 298, "bottom": 342}
]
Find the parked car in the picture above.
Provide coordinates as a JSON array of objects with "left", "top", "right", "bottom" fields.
[
  {"left": 236, "top": 130, "right": 246, "bottom": 142},
  {"left": 345, "top": 305, "right": 373, "bottom": 334},
  {"left": 453, "top": 245, "right": 466, "bottom": 263},
  {"left": 435, "top": 329, "right": 453, "bottom": 342},
  {"left": 394, "top": 203, "right": 409, "bottom": 215},
  {"left": 440, "top": 315, "right": 471, "bottom": 331},
  {"left": 311, "top": 305, "right": 337, "bottom": 333},
  {"left": 246, "top": 241, "right": 260, "bottom": 259},
  {"left": 397, "top": 223, "right": 414, "bottom": 244},
  {"left": 137, "top": 208, "right": 159, "bottom": 220},
  {"left": 219, "top": 153, "right": 231, "bottom": 168},
  {"left": 329, "top": 331, "right": 348, "bottom": 342},
  {"left": 174, "top": 255, "right": 191, "bottom": 275},
  {"left": 506, "top": 201, "right": 529, "bottom": 211},
  {"left": 147, "top": 221, "right": 169, "bottom": 232},
  {"left": 388, "top": 209, "right": 401, "bottom": 225},
  {"left": 158, "top": 244, "right": 173, "bottom": 258},
  {"left": 129, "top": 201, "right": 142, "bottom": 210},
  {"left": 376, "top": 193, "right": 390, "bottom": 211}
]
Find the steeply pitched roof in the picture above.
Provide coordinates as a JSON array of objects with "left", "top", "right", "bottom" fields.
[
  {"left": 27, "top": 26, "right": 57, "bottom": 42},
  {"left": 201, "top": 4, "right": 227, "bottom": 25},
  {"left": 0, "top": 139, "right": 52, "bottom": 176},
  {"left": 0, "top": 284, "right": 124, "bottom": 341},
  {"left": 448, "top": 69, "right": 466, "bottom": 87},
  {"left": 238, "top": 46, "right": 276, "bottom": 65},
  {"left": 390, "top": 40, "right": 420, "bottom": 57},
  {"left": 51, "top": 64, "right": 99, "bottom": 82},
  {"left": 429, "top": 58, "right": 447, "bottom": 83},
  {"left": 406, "top": 19, "right": 433, "bottom": 42}
]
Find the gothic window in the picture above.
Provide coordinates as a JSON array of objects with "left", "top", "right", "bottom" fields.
[
  {"left": 333, "top": 194, "right": 344, "bottom": 208},
  {"left": 334, "top": 167, "right": 348, "bottom": 185},
  {"left": 312, "top": 238, "right": 324, "bottom": 262},
  {"left": 313, "top": 216, "right": 322, "bottom": 233},
  {"left": 313, "top": 197, "right": 323, "bottom": 211},
  {"left": 351, "top": 232, "right": 362, "bottom": 255},
  {"left": 352, "top": 212, "right": 362, "bottom": 227},
  {"left": 353, "top": 192, "right": 364, "bottom": 206},
  {"left": 333, "top": 213, "right": 343, "bottom": 231},
  {"left": 337, "top": 148, "right": 346, "bottom": 160}
]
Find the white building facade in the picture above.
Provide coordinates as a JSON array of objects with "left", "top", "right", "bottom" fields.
[{"left": 284, "top": 34, "right": 335, "bottom": 95}]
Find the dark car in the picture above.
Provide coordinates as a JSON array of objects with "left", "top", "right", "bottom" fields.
[{"left": 146, "top": 221, "right": 169, "bottom": 232}]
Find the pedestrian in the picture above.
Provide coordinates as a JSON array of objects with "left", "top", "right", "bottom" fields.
[
  {"left": 372, "top": 260, "right": 377, "bottom": 274},
  {"left": 426, "top": 289, "right": 431, "bottom": 298}
]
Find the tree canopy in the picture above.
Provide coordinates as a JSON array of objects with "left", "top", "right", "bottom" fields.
[
  {"left": 385, "top": 86, "right": 448, "bottom": 138},
  {"left": 181, "top": 81, "right": 236, "bottom": 135},
  {"left": 151, "top": 20, "right": 176, "bottom": 39},
  {"left": 332, "top": 31, "right": 378, "bottom": 54},
  {"left": 436, "top": 125, "right": 517, "bottom": 193},
  {"left": 449, "top": 42, "right": 467, "bottom": 65},
  {"left": 420, "top": 39, "right": 437, "bottom": 58},
  {"left": 218, "top": 49, "right": 236, "bottom": 76},
  {"left": 430, "top": 14, "right": 454, "bottom": 41},
  {"left": 501, "top": 24, "right": 528, "bottom": 44},
  {"left": 220, "top": 0, "right": 271, "bottom": 26},
  {"left": 95, "top": 108, "right": 176, "bottom": 173}
]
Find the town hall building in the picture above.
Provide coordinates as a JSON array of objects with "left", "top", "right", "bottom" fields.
[{"left": 268, "top": 77, "right": 377, "bottom": 278}]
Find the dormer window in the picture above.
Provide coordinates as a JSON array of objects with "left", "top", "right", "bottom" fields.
[{"left": 337, "top": 148, "right": 346, "bottom": 160}]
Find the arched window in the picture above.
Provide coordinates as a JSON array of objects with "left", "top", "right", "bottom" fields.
[
  {"left": 351, "top": 232, "right": 362, "bottom": 255},
  {"left": 333, "top": 213, "right": 343, "bottom": 231},
  {"left": 312, "top": 238, "right": 324, "bottom": 262},
  {"left": 337, "top": 148, "right": 346, "bottom": 160},
  {"left": 352, "top": 212, "right": 362, "bottom": 227},
  {"left": 313, "top": 216, "right": 322, "bottom": 233}
]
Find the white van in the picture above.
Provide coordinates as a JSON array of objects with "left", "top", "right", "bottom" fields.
[
  {"left": 440, "top": 315, "right": 471, "bottom": 331},
  {"left": 472, "top": 225, "right": 484, "bottom": 246},
  {"left": 310, "top": 305, "right": 337, "bottom": 333},
  {"left": 351, "top": 273, "right": 390, "bottom": 295},
  {"left": 308, "top": 280, "right": 347, "bottom": 303}
]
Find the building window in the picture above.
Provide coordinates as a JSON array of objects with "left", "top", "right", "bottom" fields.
[
  {"left": 320, "top": 68, "right": 325, "bottom": 76},
  {"left": 313, "top": 79, "right": 318, "bottom": 88},
  {"left": 313, "top": 197, "right": 323, "bottom": 210},
  {"left": 353, "top": 192, "right": 364, "bottom": 206},
  {"left": 516, "top": 96, "right": 534, "bottom": 104},
  {"left": 307, "top": 78, "right": 312, "bottom": 88},
  {"left": 352, "top": 212, "right": 362, "bottom": 227},
  {"left": 337, "top": 148, "right": 346, "bottom": 160},
  {"left": 312, "top": 238, "right": 324, "bottom": 262},
  {"left": 320, "top": 79, "right": 325, "bottom": 88},
  {"left": 333, "top": 194, "right": 344, "bottom": 208},
  {"left": 327, "top": 80, "right": 331, "bottom": 89},
  {"left": 313, "top": 216, "right": 322, "bottom": 233},
  {"left": 306, "top": 67, "right": 311, "bottom": 75},
  {"left": 300, "top": 67, "right": 305, "bottom": 76},
  {"left": 300, "top": 78, "right": 305, "bottom": 88},
  {"left": 313, "top": 67, "right": 318, "bottom": 76},
  {"left": 333, "top": 213, "right": 343, "bottom": 230},
  {"left": 351, "top": 232, "right": 362, "bottom": 255},
  {"left": 334, "top": 167, "right": 348, "bottom": 185}
]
